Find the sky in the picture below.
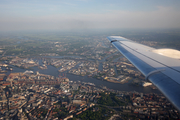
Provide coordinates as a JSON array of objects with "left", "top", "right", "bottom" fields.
[{"left": 0, "top": 0, "right": 180, "bottom": 31}]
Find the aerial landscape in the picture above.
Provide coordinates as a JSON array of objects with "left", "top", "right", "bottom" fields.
[{"left": 0, "top": 0, "right": 180, "bottom": 120}]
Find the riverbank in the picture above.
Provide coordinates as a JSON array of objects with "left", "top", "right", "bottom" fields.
[{"left": 3, "top": 58, "right": 161, "bottom": 94}]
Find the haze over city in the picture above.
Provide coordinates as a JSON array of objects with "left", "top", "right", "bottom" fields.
[
  {"left": 1, "top": 0, "right": 180, "bottom": 120},
  {"left": 0, "top": 0, "right": 180, "bottom": 31}
]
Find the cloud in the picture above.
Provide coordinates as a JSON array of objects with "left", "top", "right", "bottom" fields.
[{"left": 0, "top": 6, "right": 179, "bottom": 31}]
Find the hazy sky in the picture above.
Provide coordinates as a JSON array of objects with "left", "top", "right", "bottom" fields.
[{"left": 0, "top": 0, "right": 180, "bottom": 31}]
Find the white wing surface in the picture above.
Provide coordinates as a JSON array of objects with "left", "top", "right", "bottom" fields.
[{"left": 107, "top": 36, "right": 180, "bottom": 111}]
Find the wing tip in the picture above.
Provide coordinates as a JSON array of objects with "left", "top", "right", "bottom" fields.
[{"left": 107, "top": 36, "right": 129, "bottom": 42}]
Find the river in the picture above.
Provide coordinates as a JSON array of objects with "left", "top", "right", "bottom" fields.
[{"left": 5, "top": 58, "right": 161, "bottom": 94}]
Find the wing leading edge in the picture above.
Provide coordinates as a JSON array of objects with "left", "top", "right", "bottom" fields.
[{"left": 107, "top": 36, "right": 180, "bottom": 111}]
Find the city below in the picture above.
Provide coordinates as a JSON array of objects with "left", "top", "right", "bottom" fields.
[{"left": 0, "top": 30, "right": 180, "bottom": 119}]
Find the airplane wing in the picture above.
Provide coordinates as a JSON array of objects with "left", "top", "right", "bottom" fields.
[{"left": 107, "top": 36, "right": 180, "bottom": 111}]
